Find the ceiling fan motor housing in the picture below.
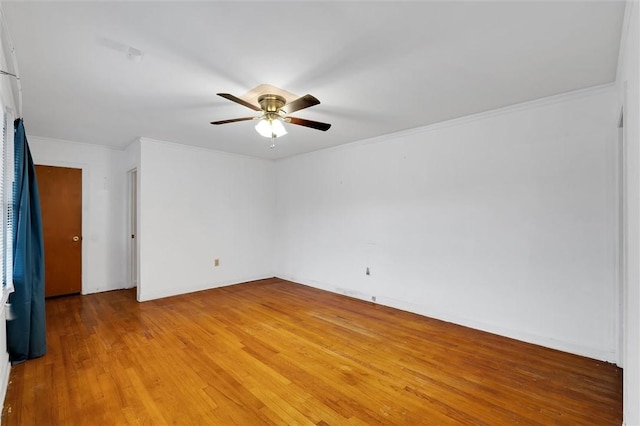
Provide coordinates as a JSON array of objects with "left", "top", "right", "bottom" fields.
[{"left": 258, "top": 94, "right": 286, "bottom": 113}]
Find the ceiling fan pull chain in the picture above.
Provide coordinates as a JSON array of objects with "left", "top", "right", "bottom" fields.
[{"left": 270, "top": 135, "right": 276, "bottom": 149}]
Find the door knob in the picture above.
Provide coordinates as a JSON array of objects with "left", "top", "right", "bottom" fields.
[{"left": 72, "top": 236, "right": 80, "bottom": 242}]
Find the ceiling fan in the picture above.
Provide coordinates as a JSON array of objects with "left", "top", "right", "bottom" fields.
[{"left": 210, "top": 91, "right": 331, "bottom": 140}]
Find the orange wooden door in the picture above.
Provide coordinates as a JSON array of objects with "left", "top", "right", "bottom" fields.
[{"left": 35, "top": 165, "right": 82, "bottom": 297}]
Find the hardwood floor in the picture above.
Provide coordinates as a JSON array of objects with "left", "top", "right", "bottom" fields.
[{"left": 2, "top": 278, "right": 622, "bottom": 425}]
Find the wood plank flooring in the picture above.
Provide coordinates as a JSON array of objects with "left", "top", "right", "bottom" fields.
[{"left": 2, "top": 278, "right": 622, "bottom": 425}]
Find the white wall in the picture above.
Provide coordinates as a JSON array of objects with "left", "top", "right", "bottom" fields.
[
  {"left": 618, "top": 1, "right": 640, "bottom": 424},
  {"left": 137, "top": 138, "right": 275, "bottom": 301},
  {"left": 28, "top": 137, "right": 128, "bottom": 294},
  {"left": 26, "top": 135, "right": 278, "bottom": 302},
  {"left": 275, "top": 85, "right": 619, "bottom": 362}
]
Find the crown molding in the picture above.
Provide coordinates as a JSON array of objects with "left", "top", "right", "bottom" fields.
[
  {"left": 279, "top": 83, "right": 616, "bottom": 163},
  {"left": 138, "top": 136, "right": 274, "bottom": 163}
]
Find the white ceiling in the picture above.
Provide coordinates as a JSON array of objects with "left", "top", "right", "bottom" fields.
[{"left": 1, "top": 1, "right": 625, "bottom": 160}]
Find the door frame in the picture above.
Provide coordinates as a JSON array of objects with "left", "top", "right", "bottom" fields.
[
  {"left": 614, "top": 107, "right": 625, "bottom": 368},
  {"left": 127, "top": 168, "right": 140, "bottom": 300},
  {"left": 34, "top": 160, "right": 87, "bottom": 295}
]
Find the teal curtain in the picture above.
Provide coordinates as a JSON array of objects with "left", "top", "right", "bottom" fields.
[{"left": 7, "top": 118, "right": 46, "bottom": 363}]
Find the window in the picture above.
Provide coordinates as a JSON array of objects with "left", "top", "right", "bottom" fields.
[{"left": 0, "top": 111, "right": 13, "bottom": 294}]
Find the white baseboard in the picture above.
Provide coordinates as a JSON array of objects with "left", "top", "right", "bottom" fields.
[
  {"left": 0, "top": 288, "right": 12, "bottom": 421},
  {"left": 276, "top": 274, "right": 617, "bottom": 363},
  {"left": 0, "top": 356, "right": 10, "bottom": 420}
]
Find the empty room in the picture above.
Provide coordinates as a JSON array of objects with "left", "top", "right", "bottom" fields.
[{"left": 0, "top": 0, "right": 637, "bottom": 424}]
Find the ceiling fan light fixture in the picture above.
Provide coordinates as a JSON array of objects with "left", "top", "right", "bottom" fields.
[
  {"left": 212, "top": 90, "right": 331, "bottom": 147},
  {"left": 255, "top": 117, "right": 287, "bottom": 138}
]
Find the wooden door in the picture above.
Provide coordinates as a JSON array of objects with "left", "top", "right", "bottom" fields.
[{"left": 35, "top": 165, "right": 82, "bottom": 297}]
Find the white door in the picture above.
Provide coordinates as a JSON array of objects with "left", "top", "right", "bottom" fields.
[{"left": 129, "top": 169, "right": 138, "bottom": 289}]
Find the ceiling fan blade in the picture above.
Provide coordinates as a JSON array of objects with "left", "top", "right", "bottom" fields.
[
  {"left": 281, "top": 94, "right": 320, "bottom": 114},
  {"left": 210, "top": 117, "right": 256, "bottom": 125},
  {"left": 287, "top": 117, "right": 331, "bottom": 131},
  {"left": 217, "top": 93, "right": 261, "bottom": 111}
]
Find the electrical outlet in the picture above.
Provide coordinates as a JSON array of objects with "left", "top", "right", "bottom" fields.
[
  {"left": 214, "top": 258, "right": 220, "bottom": 267},
  {"left": 371, "top": 296, "right": 376, "bottom": 302},
  {"left": 366, "top": 267, "right": 370, "bottom": 275}
]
